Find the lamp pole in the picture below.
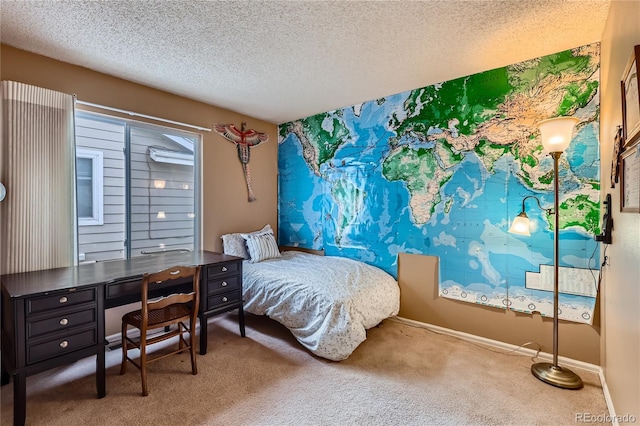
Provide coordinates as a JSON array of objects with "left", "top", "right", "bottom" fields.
[
  {"left": 552, "top": 151, "right": 560, "bottom": 370},
  {"left": 530, "top": 150, "right": 583, "bottom": 389}
]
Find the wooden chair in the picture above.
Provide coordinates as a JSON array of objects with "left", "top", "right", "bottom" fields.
[{"left": 120, "top": 265, "right": 202, "bottom": 396}]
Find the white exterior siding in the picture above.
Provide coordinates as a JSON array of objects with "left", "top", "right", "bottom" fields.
[
  {"left": 128, "top": 126, "right": 195, "bottom": 256},
  {"left": 76, "top": 116, "right": 126, "bottom": 262}
]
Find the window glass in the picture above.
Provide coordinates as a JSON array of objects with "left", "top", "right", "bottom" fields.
[
  {"left": 75, "top": 147, "right": 104, "bottom": 227},
  {"left": 129, "top": 124, "right": 198, "bottom": 257},
  {"left": 75, "top": 112, "right": 201, "bottom": 262},
  {"left": 76, "top": 157, "right": 94, "bottom": 218}
]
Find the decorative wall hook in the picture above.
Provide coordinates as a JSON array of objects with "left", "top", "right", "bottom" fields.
[{"left": 214, "top": 122, "right": 269, "bottom": 202}]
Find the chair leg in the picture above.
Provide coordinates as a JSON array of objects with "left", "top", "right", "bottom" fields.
[
  {"left": 140, "top": 337, "right": 148, "bottom": 397},
  {"left": 120, "top": 322, "right": 128, "bottom": 375},
  {"left": 190, "top": 319, "right": 197, "bottom": 375},
  {"left": 178, "top": 322, "right": 185, "bottom": 350}
]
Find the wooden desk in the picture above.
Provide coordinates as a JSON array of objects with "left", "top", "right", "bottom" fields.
[{"left": 1, "top": 251, "right": 245, "bottom": 426}]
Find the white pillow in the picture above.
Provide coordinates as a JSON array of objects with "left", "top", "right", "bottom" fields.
[
  {"left": 242, "top": 232, "right": 281, "bottom": 263},
  {"left": 221, "top": 224, "right": 272, "bottom": 259},
  {"left": 221, "top": 234, "right": 248, "bottom": 258}
]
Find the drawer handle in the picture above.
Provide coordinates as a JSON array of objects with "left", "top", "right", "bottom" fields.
[
  {"left": 221, "top": 297, "right": 228, "bottom": 302},
  {"left": 59, "top": 340, "right": 69, "bottom": 349},
  {"left": 59, "top": 318, "right": 69, "bottom": 326},
  {"left": 221, "top": 266, "right": 227, "bottom": 272},
  {"left": 59, "top": 296, "right": 68, "bottom": 304},
  {"left": 221, "top": 281, "right": 228, "bottom": 287}
]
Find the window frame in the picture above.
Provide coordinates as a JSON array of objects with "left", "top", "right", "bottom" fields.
[
  {"left": 74, "top": 110, "right": 202, "bottom": 260},
  {"left": 76, "top": 147, "right": 104, "bottom": 226}
]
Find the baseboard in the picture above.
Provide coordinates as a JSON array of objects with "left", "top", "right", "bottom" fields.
[
  {"left": 392, "top": 316, "right": 600, "bottom": 372},
  {"left": 391, "top": 315, "right": 617, "bottom": 420},
  {"left": 598, "top": 368, "right": 619, "bottom": 426}
]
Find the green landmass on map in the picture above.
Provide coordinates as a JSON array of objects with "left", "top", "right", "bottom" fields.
[
  {"left": 330, "top": 177, "right": 365, "bottom": 245},
  {"left": 382, "top": 145, "right": 454, "bottom": 223},
  {"left": 557, "top": 194, "right": 601, "bottom": 234},
  {"left": 383, "top": 146, "right": 437, "bottom": 189},
  {"left": 280, "top": 111, "right": 350, "bottom": 175},
  {"left": 390, "top": 67, "right": 512, "bottom": 138}
]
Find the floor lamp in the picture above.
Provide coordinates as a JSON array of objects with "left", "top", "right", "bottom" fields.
[{"left": 509, "top": 116, "right": 583, "bottom": 390}]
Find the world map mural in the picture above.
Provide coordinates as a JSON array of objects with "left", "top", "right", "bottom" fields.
[{"left": 278, "top": 43, "right": 601, "bottom": 324}]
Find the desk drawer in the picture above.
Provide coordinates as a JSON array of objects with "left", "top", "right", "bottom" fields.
[
  {"left": 207, "top": 275, "right": 240, "bottom": 294},
  {"left": 207, "top": 290, "right": 241, "bottom": 310},
  {"left": 27, "top": 328, "right": 97, "bottom": 365},
  {"left": 27, "top": 307, "right": 97, "bottom": 339},
  {"left": 207, "top": 261, "right": 240, "bottom": 278},
  {"left": 106, "top": 276, "right": 190, "bottom": 300},
  {"left": 27, "top": 288, "right": 97, "bottom": 315}
]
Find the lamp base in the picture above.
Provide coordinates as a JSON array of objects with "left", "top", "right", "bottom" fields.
[{"left": 531, "top": 362, "right": 583, "bottom": 389}]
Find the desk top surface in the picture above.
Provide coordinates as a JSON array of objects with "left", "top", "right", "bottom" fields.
[{"left": 1, "top": 251, "right": 242, "bottom": 299}]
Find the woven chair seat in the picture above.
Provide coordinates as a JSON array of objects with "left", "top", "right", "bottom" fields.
[{"left": 123, "top": 304, "right": 191, "bottom": 328}]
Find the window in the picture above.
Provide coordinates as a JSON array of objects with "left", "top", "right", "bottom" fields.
[
  {"left": 75, "top": 111, "right": 201, "bottom": 262},
  {"left": 76, "top": 148, "right": 104, "bottom": 226}
]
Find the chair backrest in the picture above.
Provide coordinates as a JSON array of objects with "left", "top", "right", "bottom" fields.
[{"left": 140, "top": 265, "right": 202, "bottom": 321}]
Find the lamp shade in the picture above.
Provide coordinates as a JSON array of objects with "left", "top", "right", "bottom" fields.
[
  {"left": 538, "top": 117, "right": 579, "bottom": 153},
  {"left": 508, "top": 212, "right": 531, "bottom": 236}
]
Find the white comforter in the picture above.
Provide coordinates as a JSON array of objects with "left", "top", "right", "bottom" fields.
[{"left": 242, "top": 251, "right": 400, "bottom": 361}]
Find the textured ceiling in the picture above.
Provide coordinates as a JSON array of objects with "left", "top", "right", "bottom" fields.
[{"left": 0, "top": 0, "right": 610, "bottom": 124}]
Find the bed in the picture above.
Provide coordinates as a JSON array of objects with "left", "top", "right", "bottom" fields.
[{"left": 241, "top": 250, "right": 400, "bottom": 361}]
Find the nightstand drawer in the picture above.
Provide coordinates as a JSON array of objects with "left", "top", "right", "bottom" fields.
[
  {"left": 207, "top": 275, "right": 241, "bottom": 294},
  {"left": 207, "top": 290, "right": 242, "bottom": 310},
  {"left": 27, "top": 328, "right": 97, "bottom": 365},
  {"left": 27, "top": 288, "right": 97, "bottom": 315},
  {"left": 27, "top": 307, "right": 97, "bottom": 339},
  {"left": 207, "top": 261, "right": 240, "bottom": 278}
]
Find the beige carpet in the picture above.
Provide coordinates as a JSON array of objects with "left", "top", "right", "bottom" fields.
[{"left": 1, "top": 313, "right": 609, "bottom": 425}]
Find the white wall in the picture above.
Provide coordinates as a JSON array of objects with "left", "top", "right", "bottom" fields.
[{"left": 599, "top": 0, "right": 640, "bottom": 419}]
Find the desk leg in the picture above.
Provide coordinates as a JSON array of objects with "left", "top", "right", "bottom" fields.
[
  {"left": 199, "top": 315, "right": 208, "bottom": 355},
  {"left": 13, "top": 371, "right": 26, "bottom": 426},
  {"left": 96, "top": 346, "right": 106, "bottom": 398},
  {"left": 239, "top": 306, "right": 246, "bottom": 338},
  {"left": 1, "top": 360, "right": 9, "bottom": 386}
]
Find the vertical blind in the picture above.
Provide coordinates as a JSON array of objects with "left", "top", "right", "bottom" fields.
[{"left": 1, "top": 81, "right": 75, "bottom": 274}]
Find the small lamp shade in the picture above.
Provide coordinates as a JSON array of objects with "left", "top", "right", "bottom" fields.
[
  {"left": 156, "top": 211, "right": 166, "bottom": 219},
  {"left": 508, "top": 212, "right": 531, "bottom": 236},
  {"left": 538, "top": 117, "right": 579, "bottom": 153}
]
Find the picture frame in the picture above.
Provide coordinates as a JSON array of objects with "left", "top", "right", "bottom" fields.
[
  {"left": 621, "top": 45, "right": 640, "bottom": 148},
  {"left": 611, "top": 126, "right": 623, "bottom": 188},
  {"left": 620, "top": 144, "right": 639, "bottom": 213}
]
